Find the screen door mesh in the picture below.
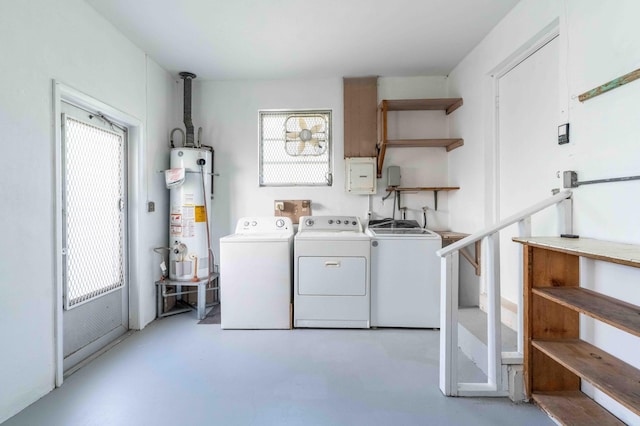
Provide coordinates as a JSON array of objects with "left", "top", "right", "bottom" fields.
[{"left": 63, "top": 116, "right": 124, "bottom": 308}]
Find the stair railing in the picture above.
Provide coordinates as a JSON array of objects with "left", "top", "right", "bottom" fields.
[{"left": 436, "top": 189, "right": 573, "bottom": 397}]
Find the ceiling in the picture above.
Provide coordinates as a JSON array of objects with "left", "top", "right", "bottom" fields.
[{"left": 86, "top": 0, "right": 519, "bottom": 81}]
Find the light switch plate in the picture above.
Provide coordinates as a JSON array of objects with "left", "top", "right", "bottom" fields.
[{"left": 558, "top": 123, "right": 570, "bottom": 145}]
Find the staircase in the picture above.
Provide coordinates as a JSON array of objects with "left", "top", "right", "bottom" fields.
[
  {"left": 437, "top": 189, "right": 640, "bottom": 424},
  {"left": 437, "top": 190, "right": 574, "bottom": 399}
]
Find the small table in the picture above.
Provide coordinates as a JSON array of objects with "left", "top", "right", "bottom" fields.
[{"left": 155, "top": 273, "right": 219, "bottom": 320}]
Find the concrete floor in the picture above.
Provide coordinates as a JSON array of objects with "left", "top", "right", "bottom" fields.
[{"left": 4, "top": 313, "right": 553, "bottom": 426}]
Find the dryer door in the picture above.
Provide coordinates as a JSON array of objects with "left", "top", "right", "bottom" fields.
[{"left": 298, "top": 257, "right": 366, "bottom": 296}]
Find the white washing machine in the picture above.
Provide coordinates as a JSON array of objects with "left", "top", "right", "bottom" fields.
[
  {"left": 294, "top": 216, "right": 370, "bottom": 328},
  {"left": 220, "top": 217, "right": 293, "bottom": 329},
  {"left": 367, "top": 220, "right": 442, "bottom": 328}
]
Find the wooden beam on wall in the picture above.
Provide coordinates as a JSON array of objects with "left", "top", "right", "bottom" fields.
[{"left": 578, "top": 67, "right": 640, "bottom": 102}]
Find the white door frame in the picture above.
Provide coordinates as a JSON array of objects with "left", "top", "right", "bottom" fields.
[
  {"left": 53, "top": 81, "right": 145, "bottom": 387},
  {"left": 480, "top": 20, "right": 560, "bottom": 297},
  {"left": 487, "top": 19, "right": 560, "bottom": 227}
]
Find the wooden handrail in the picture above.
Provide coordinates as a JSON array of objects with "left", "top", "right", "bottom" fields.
[{"left": 436, "top": 190, "right": 573, "bottom": 257}]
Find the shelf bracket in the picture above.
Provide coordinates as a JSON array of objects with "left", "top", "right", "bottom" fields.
[{"left": 459, "top": 241, "right": 481, "bottom": 276}]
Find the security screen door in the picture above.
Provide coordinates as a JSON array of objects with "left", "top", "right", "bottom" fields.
[{"left": 61, "top": 101, "right": 128, "bottom": 372}]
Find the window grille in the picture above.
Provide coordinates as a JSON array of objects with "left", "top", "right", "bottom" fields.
[{"left": 259, "top": 110, "right": 332, "bottom": 186}]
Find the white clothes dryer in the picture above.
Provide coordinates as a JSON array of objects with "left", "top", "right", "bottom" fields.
[
  {"left": 220, "top": 217, "right": 293, "bottom": 329},
  {"left": 294, "top": 216, "right": 370, "bottom": 328}
]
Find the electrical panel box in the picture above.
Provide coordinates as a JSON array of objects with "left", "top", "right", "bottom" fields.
[{"left": 345, "top": 157, "right": 377, "bottom": 194}]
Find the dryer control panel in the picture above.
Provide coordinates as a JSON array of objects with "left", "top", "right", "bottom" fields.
[{"left": 298, "top": 216, "right": 362, "bottom": 233}]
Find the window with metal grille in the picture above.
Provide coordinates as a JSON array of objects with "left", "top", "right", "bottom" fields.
[{"left": 259, "top": 110, "right": 332, "bottom": 186}]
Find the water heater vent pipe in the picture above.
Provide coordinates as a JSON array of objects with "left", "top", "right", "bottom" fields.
[{"left": 179, "top": 71, "right": 197, "bottom": 147}]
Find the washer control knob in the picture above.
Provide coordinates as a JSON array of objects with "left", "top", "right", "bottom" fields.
[
  {"left": 305, "top": 218, "right": 314, "bottom": 227},
  {"left": 243, "top": 221, "right": 250, "bottom": 227},
  {"left": 251, "top": 221, "right": 257, "bottom": 226},
  {"left": 275, "top": 219, "right": 285, "bottom": 228},
  {"left": 344, "top": 221, "right": 349, "bottom": 226},
  {"left": 336, "top": 219, "right": 341, "bottom": 224},
  {"left": 352, "top": 221, "right": 357, "bottom": 226},
  {"left": 328, "top": 219, "right": 333, "bottom": 224}
]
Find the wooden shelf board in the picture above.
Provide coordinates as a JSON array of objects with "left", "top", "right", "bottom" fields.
[
  {"left": 513, "top": 237, "right": 640, "bottom": 269},
  {"left": 384, "top": 138, "right": 464, "bottom": 151},
  {"left": 532, "top": 339, "right": 640, "bottom": 415},
  {"left": 380, "top": 98, "right": 463, "bottom": 114},
  {"left": 533, "top": 287, "right": 640, "bottom": 338},
  {"left": 386, "top": 186, "right": 460, "bottom": 192},
  {"left": 533, "top": 391, "right": 625, "bottom": 426}
]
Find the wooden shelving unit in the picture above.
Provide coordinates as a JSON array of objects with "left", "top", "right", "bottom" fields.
[
  {"left": 513, "top": 236, "right": 640, "bottom": 425},
  {"left": 377, "top": 98, "right": 463, "bottom": 177}
]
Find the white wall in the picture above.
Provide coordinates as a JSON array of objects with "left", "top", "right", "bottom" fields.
[
  {"left": 448, "top": 0, "right": 640, "bottom": 423},
  {"left": 0, "top": 1, "right": 176, "bottom": 422},
  {"left": 193, "top": 76, "right": 452, "bottom": 263}
]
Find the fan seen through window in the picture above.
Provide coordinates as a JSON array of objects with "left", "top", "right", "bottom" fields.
[{"left": 259, "top": 110, "right": 332, "bottom": 186}]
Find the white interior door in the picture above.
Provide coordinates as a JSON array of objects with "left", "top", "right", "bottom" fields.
[
  {"left": 497, "top": 36, "right": 560, "bottom": 310},
  {"left": 61, "top": 101, "right": 128, "bottom": 372}
]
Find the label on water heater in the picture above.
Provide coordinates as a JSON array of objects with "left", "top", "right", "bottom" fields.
[
  {"left": 180, "top": 206, "right": 196, "bottom": 237},
  {"left": 195, "top": 206, "right": 206, "bottom": 222},
  {"left": 170, "top": 225, "right": 182, "bottom": 236}
]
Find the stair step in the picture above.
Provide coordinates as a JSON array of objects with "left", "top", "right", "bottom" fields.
[{"left": 457, "top": 307, "right": 517, "bottom": 351}]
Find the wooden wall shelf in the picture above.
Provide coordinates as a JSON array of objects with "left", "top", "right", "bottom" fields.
[
  {"left": 377, "top": 98, "right": 463, "bottom": 177},
  {"left": 513, "top": 236, "right": 640, "bottom": 425},
  {"left": 383, "top": 98, "right": 464, "bottom": 114},
  {"left": 385, "top": 139, "right": 464, "bottom": 151},
  {"left": 385, "top": 186, "right": 460, "bottom": 192},
  {"left": 385, "top": 186, "right": 460, "bottom": 210}
]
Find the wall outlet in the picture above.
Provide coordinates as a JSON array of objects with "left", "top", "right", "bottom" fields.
[{"left": 148, "top": 201, "right": 155, "bottom": 212}]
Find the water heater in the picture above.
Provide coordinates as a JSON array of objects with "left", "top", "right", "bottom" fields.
[{"left": 168, "top": 147, "right": 211, "bottom": 281}]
